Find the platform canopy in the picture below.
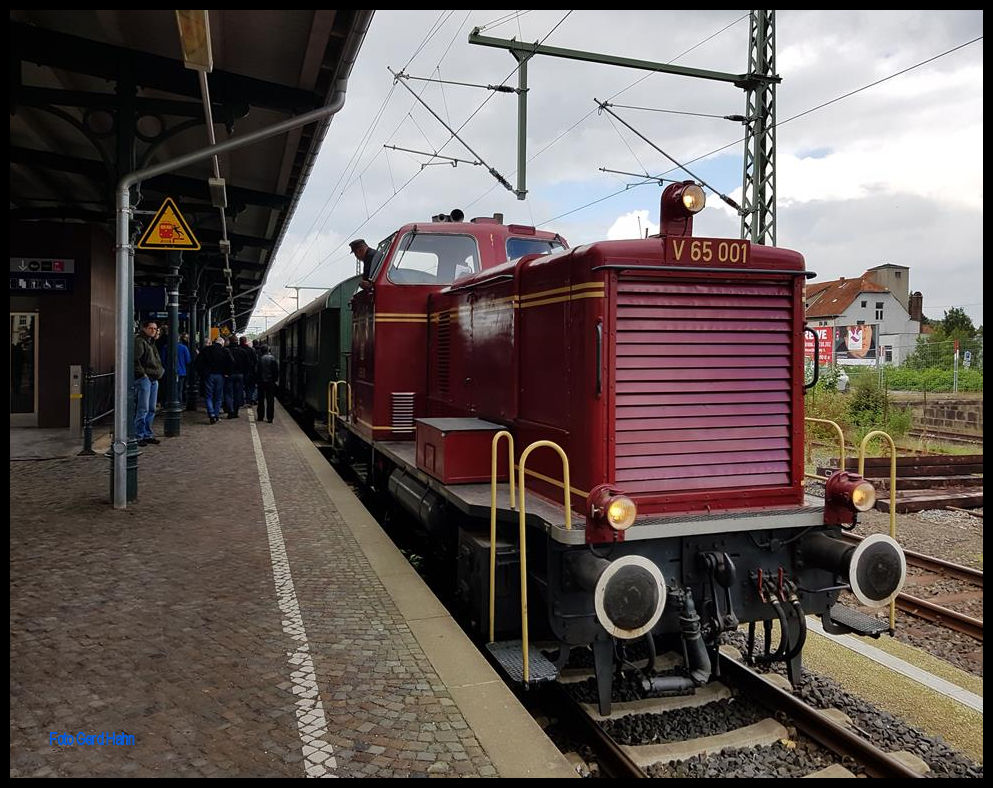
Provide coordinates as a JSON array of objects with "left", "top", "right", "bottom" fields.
[{"left": 10, "top": 10, "right": 373, "bottom": 331}]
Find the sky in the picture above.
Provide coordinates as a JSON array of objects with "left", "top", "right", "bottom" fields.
[{"left": 248, "top": 10, "right": 983, "bottom": 333}]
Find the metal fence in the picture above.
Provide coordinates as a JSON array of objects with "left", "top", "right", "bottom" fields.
[
  {"left": 837, "top": 337, "right": 984, "bottom": 394},
  {"left": 79, "top": 368, "right": 115, "bottom": 455}
]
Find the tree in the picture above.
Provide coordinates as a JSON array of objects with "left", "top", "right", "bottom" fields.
[{"left": 939, "top": 307, "right": 976, "bottom": 338}]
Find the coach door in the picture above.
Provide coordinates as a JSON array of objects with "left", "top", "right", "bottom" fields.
[{"left": 10, "top": 312, "right": 38, "bottom": 426}]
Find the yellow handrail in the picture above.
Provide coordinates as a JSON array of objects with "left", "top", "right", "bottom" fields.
[
  {"left": 513, "top": 440, "right": 572, "bottom": 683},
  {"left": 326, "top": 379, "right": 351, "bottom": 441},
  {"left": 328, "top": 380, "right": 338, "bottom": 443},
  {"left": 858, "top": 430, "right": 898, "bottom": 631},
  {"left": 804, "top": 417, "right": 846, "bottom": 481},
  {"left": 488, "top": 430, "right": 516, "bottom": 643}
]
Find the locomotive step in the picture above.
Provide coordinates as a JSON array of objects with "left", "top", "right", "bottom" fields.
[
  {"left": 485, "top": 640, "right": 560, "bottom": 686},
  {"left": 826, "top": 603, "right": 890, "bottom": 637},
  {"left": 349, "top": 463, "right": 370, "bottom": 484}
]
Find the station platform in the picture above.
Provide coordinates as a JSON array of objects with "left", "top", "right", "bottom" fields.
[{"left": 9, "top": 403, "right": 576, "bottom": 778}]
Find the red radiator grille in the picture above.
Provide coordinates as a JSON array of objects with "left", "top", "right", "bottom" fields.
[{"left": 614, "top": 279, "right": 795, "bottom": 495}]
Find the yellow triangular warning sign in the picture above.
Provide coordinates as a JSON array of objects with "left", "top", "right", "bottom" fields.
[{"left": 137, "top": 197, "right": 201, "bottom": 251}]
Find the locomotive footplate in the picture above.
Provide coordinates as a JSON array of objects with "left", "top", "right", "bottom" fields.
[
  {"left": 823, "top": 603, "right": 890, "bottom": 637},
  {"left": 485, "top": 640, "right": 559, "bottom": 686}
]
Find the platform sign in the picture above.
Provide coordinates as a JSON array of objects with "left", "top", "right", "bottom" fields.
[
  {"left": 10, "top": 257, "right": 75, "bottom": 273},
  {"left": 136, "top": 197, "right": 200, "bottom": 251},
  {"left": 9, "top": 275, "right": 72, "bottom": 292},
  {"left": 9, "top": 257, "right": 75, "bottom": 292}
]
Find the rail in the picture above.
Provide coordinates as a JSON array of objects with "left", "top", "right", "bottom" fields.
[
  {"left": 489, "top": 440, "right": 572, "bottom": 684},
  {"left": 804, "top": 417, "right": 845, "bottom": 482},
  {"left": 488, "top": 430, "right": 516, "bottom": 642},
  {"left": 326, "top": 379, "right": 351, "bottom": 441},
  {"left": 857, "top": 430, "right": 899, "bottom": 631},
  {"left": 79, "top": 368, "right": 115, "bottom": 456}
]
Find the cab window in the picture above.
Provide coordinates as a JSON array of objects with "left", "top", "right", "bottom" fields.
[
  {"left": 506, "top": 237, "right": 566, "bottom": 259},
  {"left": 387, "top": 232, "right": 480, "bottom": 285},
  {"left": 367, "top": 234, "right": 394, "bottom": 280}
]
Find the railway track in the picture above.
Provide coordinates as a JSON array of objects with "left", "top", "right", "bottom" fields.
[
  {"left": 906, "top": 428, "right": 983, "bottom": 447},
  {"left": 839, "top": 533, "right": 983, "bottom": 641},
  {"left": 541, "top": 647, "right": 927, "bottom": 778}
]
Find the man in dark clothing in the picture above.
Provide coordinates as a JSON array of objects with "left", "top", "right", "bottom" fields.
[
  {"left": 134, "top": 320, "right": 164, "bottom": 446},
  {"left": 256, "top": 345, "right": 279, "bottom": 423},
  {"left": 240, "top": 336, "right": 257, "bottom": 406},
  {"left": 225, "top": 337, "right": 253, "bottom": 419},
  {"left": 349, "top": 239, "right": 376, "bottom": 290},
  {"left": 196, "top": 337, "right": 233, "bottom": 424}
]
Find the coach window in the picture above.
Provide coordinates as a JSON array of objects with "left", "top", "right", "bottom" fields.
[{"left": 387, "top": 232, "right": 480, "bottom": 285}]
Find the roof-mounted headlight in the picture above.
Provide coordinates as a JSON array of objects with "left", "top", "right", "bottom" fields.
[{"left": 679, "top": 183, "right": 706, "bottom": 214}]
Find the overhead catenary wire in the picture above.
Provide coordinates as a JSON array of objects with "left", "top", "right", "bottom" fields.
[
  {"left": 281, "top": 12, "right": 476, "bottom": 290},
  {"left": 288, "top": 11, "right": 573, "bottom": 288},
  {"left": 596, "top": 99, "right": 744, "bottom": 214},
  {"left": 462, "top": 11, "right": 750, "bottom": 213},
  {"left": 537, "top": 33, "right": 983, "bottom": 228},
  {"left": 274, "top": 12, "right": 458, "bottom": 290}
]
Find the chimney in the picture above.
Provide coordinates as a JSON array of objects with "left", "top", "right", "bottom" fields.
[{"left": 909, "top": 291, "right": 924, "bottom": 323}]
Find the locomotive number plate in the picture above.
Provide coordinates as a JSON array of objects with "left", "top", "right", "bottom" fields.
[{"left": 666, "top": 237, "right": 749, "bottom": 266}]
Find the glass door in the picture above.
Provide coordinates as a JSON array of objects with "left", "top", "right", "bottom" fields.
[{"left": 10, "top": 312, "right": 38, "bottom": 425}]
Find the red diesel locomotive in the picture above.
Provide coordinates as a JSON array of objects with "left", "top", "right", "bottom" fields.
[{"left": 296, "top": 183, "right": 906, "bottom": 714}]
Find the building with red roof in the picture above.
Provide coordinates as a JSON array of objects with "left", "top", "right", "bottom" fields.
[{"left": 805, "top": 264, "right": 922, "bottom": 366}]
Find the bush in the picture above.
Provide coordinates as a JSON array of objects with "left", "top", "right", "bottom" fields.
[
  {"left": 883, "top": 366, "right": 983, "bottom": 392},
  {"left": 817, "top": 365, "right": 848, "bottom": 392},
  {"left": 847, "top": 377, "right": 888, "bottom": 430}
]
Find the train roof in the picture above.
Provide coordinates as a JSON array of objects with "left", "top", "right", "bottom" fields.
[
  {"left": 262, "top": 274, "right": 363, "bottom": 337},
  {"left": 391, "top": 214, "right": 564, "bottom": 243}
]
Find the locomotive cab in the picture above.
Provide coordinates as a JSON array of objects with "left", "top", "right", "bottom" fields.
[{"left": 349, "top": 215, "right": 567, "bottom": 441}]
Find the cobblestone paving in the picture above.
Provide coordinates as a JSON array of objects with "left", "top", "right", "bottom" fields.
[{"left": 10, "top": 408, "right": 495, "bottom": 777}]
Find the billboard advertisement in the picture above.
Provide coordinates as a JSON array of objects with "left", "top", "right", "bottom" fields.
[
  {"left": 835, "top": 324, "right": 878, "bottom": 366},
  {"left": 804, "top": 326, "right": 834, "bottom": 366}
]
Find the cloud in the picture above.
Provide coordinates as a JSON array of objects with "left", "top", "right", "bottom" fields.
[{"left": 253, "top": 10, "right": 983, "bottom": 328}]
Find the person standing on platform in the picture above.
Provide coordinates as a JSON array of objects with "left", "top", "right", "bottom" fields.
[
  {"left": 133, "top": 319, "right": 164, "bottom": 446},
  {"left": 180, "top": 333, "right": 196, "bottom": 406},
  {"left": 239, "top": 335, "right": 257, "bottom": 406},
  {"left": 225, "top": 336, "right": 251, "bottom": 419},
  {"left": 155, "top": 325, "right": 169, "bottom": 407},
  {"left": 256, "top": 344, "right": 279, "bottom": 424},
  {"left": 198, "top": 337, "right": 232, "bottom": 424}
]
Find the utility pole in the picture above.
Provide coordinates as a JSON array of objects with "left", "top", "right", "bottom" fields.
[
  {"left": 469, "top": 10, "right": 780, "bottom": 242},
  {"left": 285, "top": 284, "right": 337, "bottom": 312},
  {"left": 740, "top": 10, "right": 778, "bottom": 246}
]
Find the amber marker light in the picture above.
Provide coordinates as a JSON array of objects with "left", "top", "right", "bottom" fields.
[
  {"left": 606, "top": 496, "right": 637, "bottom": 530},
  {"left": 850, "top": 480, "right": 877, "bottom": 512},
  {"left": 588, "top": 485, "right": 638, "bottom": 533},
  {"left": 824, "top": 471, "right": 878, "bottom": 525}
]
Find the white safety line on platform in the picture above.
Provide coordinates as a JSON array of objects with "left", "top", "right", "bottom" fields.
[
  {"left": 249, "top": 411, "right": 339, "bottom": 776},
  {"left": 806, "top": 616, "right": 983, "bottom": 714}
]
